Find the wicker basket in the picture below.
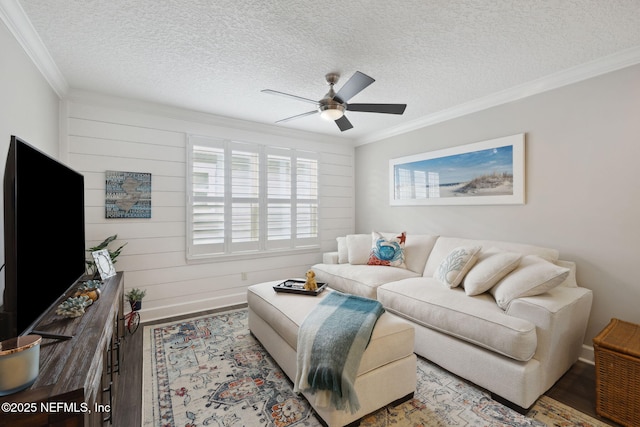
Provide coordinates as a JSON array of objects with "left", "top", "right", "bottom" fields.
[{"left": 593, "top": 318, "right": 640, "bottom": 427}]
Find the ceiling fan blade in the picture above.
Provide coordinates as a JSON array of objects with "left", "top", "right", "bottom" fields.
[
  {"left": 261, "top": 89, "right": 319, "bottom": 105},
  {"left": 334, "top": 115, "right": 353, "bottom": 132},
  {"left": 347, "top": 103, "right": 407, "bottom": 114},
  {"left": 333, "top": 71, "right": 375, "bottom": 103},
  {"left": 275, "top": 110, "right": 318, "bottom": 123}
]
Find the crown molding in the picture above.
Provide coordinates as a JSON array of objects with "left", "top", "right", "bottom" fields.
[
  {"left": 0, "top": 0, "right": 68, "bottom": 97},
  {"left": 356, "top": 46, "right": 640, "bottom": 146},
  {"left": 3, "top": 0, "right": 639, "bottom": 146}
]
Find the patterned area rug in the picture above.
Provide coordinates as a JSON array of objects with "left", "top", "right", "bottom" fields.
[{"left": 143, "top": 308, "right": 608, "bottom": 427}]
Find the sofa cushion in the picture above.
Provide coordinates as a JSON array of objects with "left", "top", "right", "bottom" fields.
[
  {"left": 423, "top": 236, "right": 560, "bottom": 277},
  {"left": 463, "top": 249, "right": 522, "bottom": 296},
  {"left": 434, "top": 245, "right": 481, "bottom": 288},
  {"left": 377, "top": 277, "right": 538, "bottom": 361},
  {"left": 556, "top": 260, "right": 578, "bottom": 287},
  {"left": 403, "top": 234, "right": 439, "bottom": 274},
  {"left": 341, "top": 233, "right": 438, "bottom": 273},
  {"left": 490, "top": 255, "right": 570, "bottom": 309},
  {"left": 311, "top": 263, "right": 421, "bottom": 299},
  {"left": 367, "top": 231, "right": 407, "bottom": 268},
  {"left": 346, "top": 234, "right": 370, "bottom": 264},
  {"left": 336, "top": 236, "right": 348, "bottom": 263}
]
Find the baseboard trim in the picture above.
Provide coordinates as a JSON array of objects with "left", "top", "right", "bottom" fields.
[
  {"left": 579, "top": 344, "right": 595, "bottom": 365},
  {"left": 140, "top": 292, "right": 247, "bottom": 324}
]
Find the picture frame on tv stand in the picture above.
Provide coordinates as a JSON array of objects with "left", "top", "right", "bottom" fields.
[{"left": 92, "top": 249, "right": 116, "bottom": 280}]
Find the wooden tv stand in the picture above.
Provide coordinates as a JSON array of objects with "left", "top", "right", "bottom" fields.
[{"left": 0, "top": 272, "right": 124, "bottom": 426}]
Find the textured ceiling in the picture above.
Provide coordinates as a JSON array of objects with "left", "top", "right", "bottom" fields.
[{"left": 13, "top": 0, "right": 640, "bottom": 143}]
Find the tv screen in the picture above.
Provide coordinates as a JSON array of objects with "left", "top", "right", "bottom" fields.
[{"left": 1, "top": 136, "right": 86, "bottom": 340}]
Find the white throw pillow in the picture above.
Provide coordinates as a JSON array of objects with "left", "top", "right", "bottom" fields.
[
  {"left": 434, "top": 245, "right": 481, "bottom": 288},
  {"left": 463, "top": 249, "right": 522, "bottom": 296},
  {"left": 346, "top": 234, "right": 371, "bottom": 265},
  {"left": 336, "top": 236, "right": 348, "bottom": 264},
  {"left": 490, "top": 255, "right": 570, "bottom": 309}
]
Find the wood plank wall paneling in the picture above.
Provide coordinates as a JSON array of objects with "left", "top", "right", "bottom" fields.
[
  {"left": 319, "top": 151, "right": 354, "bottom": 243},
  {"left": 65, "top": 98, "right": 354, "bottom": 322}
]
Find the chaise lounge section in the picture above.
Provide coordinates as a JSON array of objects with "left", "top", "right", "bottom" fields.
[
  {"left": 312, "top": 232, "right": 593, "bottom": 410},
  {"left": 247, "top": 281, "right": 417, "bottom": 427}
]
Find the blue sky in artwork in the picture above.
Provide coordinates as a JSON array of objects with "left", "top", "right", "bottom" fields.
[{"left": 399, "top": 145, "right": 513, "bottom": 185}]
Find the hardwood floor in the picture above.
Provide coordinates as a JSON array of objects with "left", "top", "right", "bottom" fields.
[
  {"left": 545, "top": 362, "right": 621, "bottom": 426},
  {"left": 114, "top": 307, "right": 621, "bottom": 426}
]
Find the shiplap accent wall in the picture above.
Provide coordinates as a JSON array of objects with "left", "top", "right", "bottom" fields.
[{"left": 65, "top": 92, "right": 353, "bottom": 322}]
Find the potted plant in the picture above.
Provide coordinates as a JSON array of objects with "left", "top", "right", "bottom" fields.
[
  {"left": 85, "top": 234, "right": 127, "bottom": 277},
  {"left": 125, "top": 288, "right": 146, "bottom": 311}
]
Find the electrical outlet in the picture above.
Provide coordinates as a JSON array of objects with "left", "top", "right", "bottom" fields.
[{"left": 241, "top": 272, "right": 247, "bottom": 281}]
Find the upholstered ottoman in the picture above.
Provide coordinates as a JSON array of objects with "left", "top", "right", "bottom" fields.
[{"left": 247, "top": 281, "right": 416, "bottom": 427}]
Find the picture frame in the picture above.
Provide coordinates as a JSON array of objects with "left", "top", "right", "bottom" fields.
[
  {"left": 389, "top": 134, "right": 525, "bottom": 206},
  {"left": 92, "top": 249, "right": 116, "bottom": 279},
  {"left": 105, "top": 170, "right": 152, "bottom": 218}
]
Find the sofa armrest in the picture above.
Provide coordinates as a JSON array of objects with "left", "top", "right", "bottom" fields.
[
  {"left": 506, "top": 286, "right": 593, "bottom": 390},
  {"left": 322, "top": 251, "right": 339, "bottom": 264}
]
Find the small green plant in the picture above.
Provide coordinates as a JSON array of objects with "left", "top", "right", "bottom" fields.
[
  {"left": 86, "top": 234, "right": 127, "bottom": 275},
  {"left": 125, "top": 288, "right": 146, "bottom": 302}
]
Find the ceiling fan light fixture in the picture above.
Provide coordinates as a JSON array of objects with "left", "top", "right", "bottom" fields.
[
  {"left": 263, "top": 71, "right": 406, "bottom": 131},
  {"left": 319, "top": 104, "right": 345, "bottom": 121}
]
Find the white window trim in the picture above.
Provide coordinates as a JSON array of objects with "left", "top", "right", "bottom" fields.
[{"left": 186, "top": 134, "right": 320, "bottom": 261}]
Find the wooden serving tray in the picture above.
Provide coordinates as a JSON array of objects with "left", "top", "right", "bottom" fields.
[{"left": 273, "top": 279, "right": 327, "bottom": 296}]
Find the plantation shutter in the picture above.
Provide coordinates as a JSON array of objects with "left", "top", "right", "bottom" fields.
[
  {"left": 187, "top": 135, "right": 319, "bottom": 259},
  {"left": 295, "top": 154, "right": 319, "bottom": 244},
  {"left": 266, "top": 148, "right": 292, "bottom": 249},
  {"left": 190, "top": 138, "right": 225, "bottom": 256},
  {"left": 230, "top": 141, "right": 260, "bottom": 253}
]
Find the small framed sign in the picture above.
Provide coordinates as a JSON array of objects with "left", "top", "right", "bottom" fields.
[
  {"left": 105, "top": 170, "right": 152, "bottom": 218},
  {"left": 92, "top": 249, "right": 116, "bottom": 279}
]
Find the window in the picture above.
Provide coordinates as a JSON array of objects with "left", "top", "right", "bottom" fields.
[{"left": 187, "top": 135, "right": 319, "bottom": 259}]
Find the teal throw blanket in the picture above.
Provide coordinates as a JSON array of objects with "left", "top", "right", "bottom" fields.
[{"left": 294, "top": 291, "right": 384, "bottom": 413}]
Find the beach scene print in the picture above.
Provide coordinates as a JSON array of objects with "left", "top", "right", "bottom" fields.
[{"left": 394, "top": 145, "right": 514, "bottom": 199}]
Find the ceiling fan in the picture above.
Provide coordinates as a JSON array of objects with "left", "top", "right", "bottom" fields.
[{"left": 261, "top": 71, "right": 407, "bottom": 131}]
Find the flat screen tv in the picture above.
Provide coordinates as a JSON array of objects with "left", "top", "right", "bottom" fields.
[{"left": 1, "top": 136, "right": 86, "bottom": 341}]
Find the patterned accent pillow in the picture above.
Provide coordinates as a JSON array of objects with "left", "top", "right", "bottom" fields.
[
  {"left": 435, "top": 245, "right": 481, "bottom": 288},
  {"left": 367, "top": 231, "right": 407, "bottom": 268}
]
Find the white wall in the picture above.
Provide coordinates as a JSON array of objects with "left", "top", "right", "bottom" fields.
[
  {"left": 0, "top": 20, "right": 60, "bottom": 300},
  {"left": 64, "top": 91, "right": 354, "bottom": 321},
  {"left": 355, "top": 63, "right": 640, "bottom": 351}
]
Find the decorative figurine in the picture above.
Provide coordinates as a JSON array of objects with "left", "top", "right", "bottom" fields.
[
  {"left": 304, "top": 269, "right": 318, "bottom": 291},
  {"left": 56, "top": 296, "right": 92, "bottom": 318},
  {"left": 73, "top": 280, "right": 102, "bottom": 302}
]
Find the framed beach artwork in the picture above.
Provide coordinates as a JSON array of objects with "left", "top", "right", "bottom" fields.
[{"left": 389, "top": 134, "right": 525, "bottom": 206}]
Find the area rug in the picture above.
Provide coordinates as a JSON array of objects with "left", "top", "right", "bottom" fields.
[{"left": 143, "top": 308, "right": 608, "bottom": 427}]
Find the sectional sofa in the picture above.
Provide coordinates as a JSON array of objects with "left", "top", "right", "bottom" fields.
[{"left": 311, "top": 232, "right": 593, "bottom": 410}]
